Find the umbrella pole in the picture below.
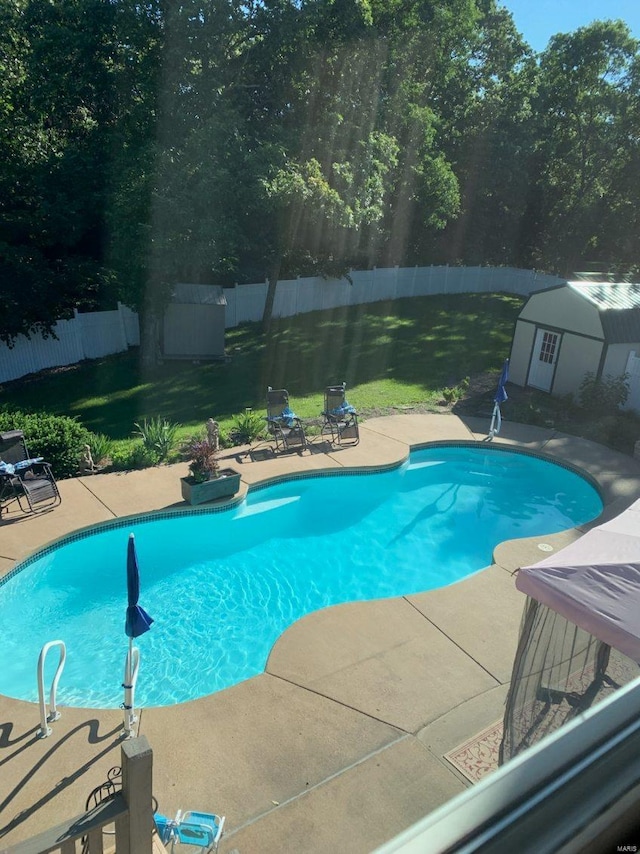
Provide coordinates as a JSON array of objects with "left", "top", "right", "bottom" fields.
[
  {"left": 489, "top": 402, "right": 502, "bottom": 439},
  {"left": 122, "top": 638, "right": 139, "bottom": 738}
]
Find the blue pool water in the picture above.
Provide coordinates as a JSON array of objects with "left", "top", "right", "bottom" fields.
[{"left": 0, "top": 446, "right": 602, "bottom": 708}]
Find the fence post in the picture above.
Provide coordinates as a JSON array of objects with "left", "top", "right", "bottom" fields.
[{"left": 116, "top": 735, "right": 153, "bottom": 854}]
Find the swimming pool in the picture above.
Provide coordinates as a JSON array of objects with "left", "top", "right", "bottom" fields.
[{"left": 0, "top": 445, "right": 602, "bottom": 708}]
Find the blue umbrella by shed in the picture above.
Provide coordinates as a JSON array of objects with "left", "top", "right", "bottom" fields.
[
  {"left": 495, "top": 358, "right": 509, "bottom": 405},
  {"left": 489, "top": 358, "right": 509, "bottom": 438},
  {"left": 123, "top": 533, "right": 153, "bottom": 737}
]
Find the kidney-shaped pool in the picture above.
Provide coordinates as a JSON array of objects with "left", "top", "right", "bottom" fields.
[{"left": 0, "top": 445, "right": 602, "bottom": 707}]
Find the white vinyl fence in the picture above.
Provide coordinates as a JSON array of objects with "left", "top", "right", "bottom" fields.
[
  {"left": 0, "top": 266, "right": 562, "bottom": 384},
  {"left": 0, "top": 303, "right": 140, "bottom": 384},
  {"left": 224, "top": 265, "right": 562, "bottom": 327}
]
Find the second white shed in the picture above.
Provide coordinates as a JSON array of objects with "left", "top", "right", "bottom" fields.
[{"left": 162, "top": 283, "right": 227, "bottom": 360}]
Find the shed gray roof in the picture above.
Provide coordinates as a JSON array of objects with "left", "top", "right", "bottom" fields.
[
  {"left": 567, "top": 281, "right": 640, "bottom": 310},
  {"left": 170, "top": 283, "right": 227, "bottom": 305},
  {"left": 599, "top": 310, "right": 640, "bottom": 343},
  {"left": 567, "top": 282, "right": 640, "bottom": 344}
]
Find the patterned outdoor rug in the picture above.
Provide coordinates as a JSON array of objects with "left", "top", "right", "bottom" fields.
[{"left": 443, "top": 719, "right": 503, "bottom": 784}]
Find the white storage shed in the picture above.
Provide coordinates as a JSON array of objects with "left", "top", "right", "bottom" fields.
[{"left": 509, "top": 281, "right": 640, "bottom": 411}]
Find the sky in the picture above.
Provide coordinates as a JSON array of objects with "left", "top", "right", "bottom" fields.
[{"left": 498, "top": 0, "right": 640, "bottom": 53}]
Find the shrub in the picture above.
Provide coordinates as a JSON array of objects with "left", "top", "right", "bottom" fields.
[
  {"left": 609, "top": 412, "right": 640, "bottom": 454},
  {"left": 217, "top": 427, "right": 233, "bottom": 449},
  {"left": 0, "top": 407, "right": 90, "bottom": 478},
  {"left": 581, "top": 412, "right": 640, "bottom": 455},
  {"left": 229, "top": 408, "right": 264, "bottom": 445},
  {"left": 508, "top": 401, "right": 547, "bottom": 426},
  {"left": 86, "top": 432, "right": 114, "bottom": 467},
  {"left": 442, "top": 377, "right": 470, "bottom": 405},
  {"left": 133, "top": 416, "right": 179, "bottom": 462},
  {"left": 577, "top": 372, "right": 629, "bottom": 416},
  {"left": 110, "top": 441, "right": 160, "bottom": 470}
]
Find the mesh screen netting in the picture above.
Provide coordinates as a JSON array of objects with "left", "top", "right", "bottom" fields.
[{"left": 499, "top": 597, "right": 640, "bottom": 765}]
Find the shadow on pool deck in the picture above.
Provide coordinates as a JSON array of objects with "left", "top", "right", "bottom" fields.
[{"left": 1, "top": 412, "right": 640, "bottom": 853}]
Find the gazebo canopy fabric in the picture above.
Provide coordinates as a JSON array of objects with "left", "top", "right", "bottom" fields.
[
  {"left": 500, "top": 498, "right": 640, "bottom": 764},
  {"left": 516, "top": 499, "right": 640, "bottom": 663}
]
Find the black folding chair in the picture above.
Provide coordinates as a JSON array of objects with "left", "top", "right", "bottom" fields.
[{"left": 0, "top": 430, "right": 61, "bottom": 515}]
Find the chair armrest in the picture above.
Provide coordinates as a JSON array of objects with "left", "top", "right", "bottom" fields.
[
  {"left": 215, "top": 815, "right": 225, "bottom": 841},
  {"left": 20, "top": 461, "right": 54, "bottom": 480}
]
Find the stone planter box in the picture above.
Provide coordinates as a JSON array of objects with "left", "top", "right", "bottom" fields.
[{"left": 181, "top": 468, "right": 241, "bottom": 505}]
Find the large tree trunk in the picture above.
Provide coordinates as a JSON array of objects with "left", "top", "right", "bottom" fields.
[
  {"left": 139, "top": 300, "right": 162, "bottom": 378},
  {"left": 261, "top": 257, "right": 282, "bottom": 333}
]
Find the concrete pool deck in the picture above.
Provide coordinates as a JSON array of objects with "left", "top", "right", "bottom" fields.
[{"left": 1, "top": 412, "right": 640, "bottom": 852}]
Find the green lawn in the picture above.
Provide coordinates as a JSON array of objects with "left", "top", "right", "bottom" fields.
[{"left": 1, "top": 292, "right": 523, "bottom": 442}]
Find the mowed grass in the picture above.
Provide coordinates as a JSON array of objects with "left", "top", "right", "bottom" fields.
[{"left": 1, "top": 293, "right": 523, "bottom": 442}]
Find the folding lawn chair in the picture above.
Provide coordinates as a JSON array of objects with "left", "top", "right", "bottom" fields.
[
  {"left": 321, "top": 382, "right": 359, "bottom": 446},
  {"left": 265, "top": 387, "right": 307, "bottom": 454},
  {"left": 0, "top": 430, "right": 61, "bottom": 516}
]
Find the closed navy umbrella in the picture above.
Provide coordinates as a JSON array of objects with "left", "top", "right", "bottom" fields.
[
  {"left": 123, "top": 533, "right": 153, "bottom": 736},
  {"left": 126, "top": 533, "right": 153, "bottom": 638},
  {"left": 489, "top": 358, "right": 509, "bottom": 438}
]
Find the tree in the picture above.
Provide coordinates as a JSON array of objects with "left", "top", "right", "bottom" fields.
[
  {"left": 526, "top": 22, "right": 640, "bottom": 274},
  {"left": 5, "top": 0, "right": 640, "bottom": 361},
  {"left": 0, "top": 0, "right": 162, "bottom": 344},
  {"left": 106, "top": 0, "right": 257, "bottom": 370},
  {"left": 258, "top": 136, "right": 399, "bottom": 330},
  {"left": 249, "top": 0, "right": 485, "bottom": 327},
  {"left": 434, "top": 5, "right": 537, "bottom": 266}
]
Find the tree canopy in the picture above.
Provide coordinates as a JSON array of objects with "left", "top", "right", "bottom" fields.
[{"left": 1, "top": 0, "right": 639, "bottom": 353}]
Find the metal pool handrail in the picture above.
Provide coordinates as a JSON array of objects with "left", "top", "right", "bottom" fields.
[{"left": 37, "top": 639, "right": 66, "bottom": 738}]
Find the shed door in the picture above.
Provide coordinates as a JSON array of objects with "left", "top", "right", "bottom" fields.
[{"left": 528, "top": 328, "right": 559, "bottom": 392}]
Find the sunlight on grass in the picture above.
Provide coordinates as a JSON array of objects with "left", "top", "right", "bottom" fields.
[
  {"left": 364, "top": 315, "right": 415, "bottom": 330},
  {"left": 70, "top": 384, "right": 154, "bottom": 412}
]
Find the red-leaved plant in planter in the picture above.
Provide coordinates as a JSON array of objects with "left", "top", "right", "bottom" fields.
[{"left": 184, "top": 437, "right": 220, "bottom": 483}]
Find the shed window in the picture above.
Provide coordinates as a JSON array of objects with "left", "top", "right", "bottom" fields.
[{"left": 539, "top": 331, "right": 558, "bottom": 364}]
